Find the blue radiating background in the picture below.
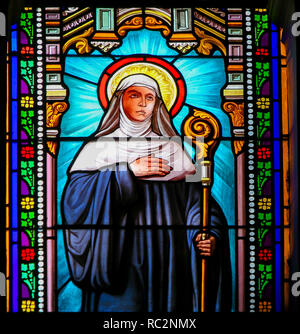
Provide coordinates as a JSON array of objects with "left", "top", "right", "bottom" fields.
[{"left": 57, "top": 29, "right": 235, "bottom": 311}]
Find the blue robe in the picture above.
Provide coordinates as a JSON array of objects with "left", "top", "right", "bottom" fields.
[{"left": 61, "top": 162, "right": 232, "bottom": 312}]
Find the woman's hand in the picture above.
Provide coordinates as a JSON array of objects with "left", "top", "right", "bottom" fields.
[
  {"left": 129, "top": 154, "right": 172, "bottom": 178},
  {"left": 194, "top": 233, "right": 216, "bottom": 257}
]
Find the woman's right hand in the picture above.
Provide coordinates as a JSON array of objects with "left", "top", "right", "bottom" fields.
[{"left": 129, "top": 154, "right": 172, "bottom": 178}]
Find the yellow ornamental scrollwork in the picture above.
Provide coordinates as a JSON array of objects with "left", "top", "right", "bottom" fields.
[
  {"left": 46, "top": 102, "right": 68, "bottom": 128},
  {"left": 223, "top": 102, "right": 245, "bottom": 155},
  {"left": 47, "top": 141, "right": 58, "bottom": 156},
  {"left": 46, "top": 102, "right": 68, "bottom": 156},
  {"left": 183, "top": 108, "right": 220, "bottom": 161},
  {"left": 62, "top": 27, "right": 94, "bottom": 54},
  {"left": 117, "top": 16, "right": 171, "bottom": 38},
  {"left": 223, "top": 101, "right": 244, "bottom": 127},
  {"left": 233, "top": 140, "right": 245, "bottom": 156},
  {"left": 118, "top": 17, "right": 143, "bottom": 37},
  {"left": 194, "top": 27, "right": 226, "bottom": 56},
  {"left": 145, "top": 16, "right": 171, "bottom": 37}
]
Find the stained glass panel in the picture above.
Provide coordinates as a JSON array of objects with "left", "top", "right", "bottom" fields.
[{"left": 1, "top": 4, "right": 298, "bottom": 318}]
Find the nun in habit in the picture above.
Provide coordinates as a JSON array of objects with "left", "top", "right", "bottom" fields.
[{"left": 61, "top": 74, "right": 232, "bottom": 312}]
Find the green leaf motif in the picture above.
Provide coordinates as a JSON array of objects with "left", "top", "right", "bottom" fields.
[
  {"left": 21, "top": 262, "right": 36, "bottom": 299},
  {"left": 20, "top": 160, "right": 35, "bottom": 195},
  {"left": 258, "top": 263, "right": 272, "bottom": 298},
  {"left": 20, "top": 12, "right": 34, "bottom": 45},
  {"left": 21, "top": 110, "right": 35, "bottom": 142},
  {"left": 254, "top": 14, "right": 269, "bottom": 46}
]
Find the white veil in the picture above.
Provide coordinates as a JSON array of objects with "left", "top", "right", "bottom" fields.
[{"left": 69, "top": 74, "right": 195, "bottom": 181}]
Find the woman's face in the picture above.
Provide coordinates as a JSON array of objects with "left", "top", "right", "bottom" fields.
[{"left": 122, "top": 86, "right": 156, "bottom": 122}]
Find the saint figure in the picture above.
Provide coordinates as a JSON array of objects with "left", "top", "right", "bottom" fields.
[{"left": 62, "top": 74, "right": 232, "bottom": 312}]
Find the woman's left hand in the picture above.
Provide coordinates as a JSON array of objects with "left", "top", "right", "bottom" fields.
[{"left": 194, "top": 233, "right": 216, "bottom": 257}]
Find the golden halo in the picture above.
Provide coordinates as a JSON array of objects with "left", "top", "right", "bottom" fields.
[{"left": 107, "top": 62, "right": 178, "bottom": 111}]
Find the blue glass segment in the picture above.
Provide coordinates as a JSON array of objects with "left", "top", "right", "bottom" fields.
[
  {"left": 274, "top": 171, "right": 281, "bottom": 227},
  {"left": 11, "top": 101, "right": 18, "bottom": 140},
  {"left": 111, "top": 29, "right": 179, "bottom": 56},
  {"left": 61, "top": 76, "right": 104, "bottom": 137},
  {"left": 272, "top": 59, "right": 279, "bottom": 100},
  {"left": 11, "top": 172, "right": 18, "bottom": 229},
  {"left": 64, "top": 55, "right": 113, "bottom": 85},
  {"left": 172, "top": 104, "right": 189, "bottom": 135},
  {"left": 273, "top": 102, "right": 279, "bottom": 139},
  {"left": 12, "top": 230, "right": 18, "bottom": 243},
  {"left": 11, "top": 142, "right": 18, "bottom": 170},
  {"left": 11, "top": 57, "right": 18, "bottom": 99},
  {"left": 271, "top": 31, "right": 278, "bottom": 57},
  {"left": 11, "top": 30, "right": 18, "bottom": 52},
  {"left": 274, "top": 141, "right": 280, "bottom": 170}
]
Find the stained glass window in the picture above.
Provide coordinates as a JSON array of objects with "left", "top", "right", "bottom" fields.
[{"left": 2, "top": 5, "right": 299, "bottom": 315}]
